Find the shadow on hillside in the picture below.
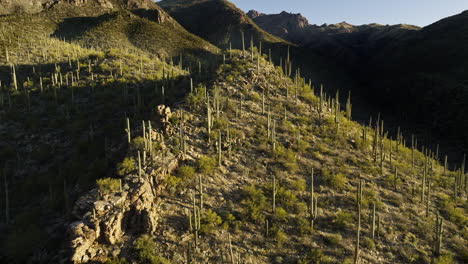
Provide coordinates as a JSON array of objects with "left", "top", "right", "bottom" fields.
[{"left": 51, "top": 13, "right": 118, "bottom": 41}]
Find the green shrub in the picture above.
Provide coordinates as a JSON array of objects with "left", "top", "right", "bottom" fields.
[
  {"left": 176, "top": 165, "right": 196, "bottom": 180},
  {"left": 324, "top": 233, "right": 342, "bottom": 246},
  {"left": 132, "top": 235, "right": 169, "bottom": 264},
  {"left": 240, "top": 184, "right": 267, "bottom": 222},
  {"left": 363, "top": 237, "right": 375, "bottom": 250},
  {"left": 322, "top": 169, "right": 348, "bottom": 190},
  {"left": 270, "top": 225, "right": 287, "bottom": 245},
  {"left": 296, "top": 217, "right": 312, "bottom": 235},
  {"left": 131, "top": 137, "right": 145, "bottom": 151},
  {"left": 200, "top": 209, "right": 222, "bottom": 234},
  {"left": 275, "top": 207, "right": 288, "bottom": 222},
  {"left": 213, "top": 116, "right": 228, "bottom": 130},
  {"left": 116, "top": 157, "right": 135, "bottom": 176},
  {"left": 163, "top": 175, "right": 182, "bottom": 194},
  {"left": 438, "top": 194, "right": 467, "bottom": 226},
  {"left": 291, "top": 178, "right": 306, "bottom": 192},
  {"left": 271, "top": 145, "right": 298, "bottom": 173},
  {"left": 96, "top": 178, "right": 120, "bottom": 195},
  {"left": 300, "top": 248, "right": 325, "bottom": 264},
  {"left": 333, "top": 211, "right": 352, "bottom": 229},
  {"left": 295, "top": 139, "right": 310, "bottom": 153},
  {"left": 434, "top": 255, "right": 454, "bottom": 264},
  {"left": 186, "top": 84, "right": 206, "bottom": 108},
  {"left": 294, "top": 202, "right": 308, "bottom": 215},
  {"left": 276, "top": 187, "right": 298, "bottom": 211},
  {"left": 197, "top": 155, "right": 217, "bottom": 175},
  {"left": 219, "top": 211, "right": 236, "bottom": 230}
]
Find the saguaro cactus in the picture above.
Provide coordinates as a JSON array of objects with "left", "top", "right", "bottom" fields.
[
  {"left": 125, "top": 118, "right": 131, "bottom": 143},
  {"left": 310, "top": 169, "right": 318, "bottom": 229},
  {"left": 272, "top": 175, "right": 277, "bottom": 214},
  {"left": 241, "top": 31, "right": 245, "bottom": 58},
  {"left": 218, "top": 132, "right": 222, "bottom": 166},
  {"left": 11, "top": 64, "right": 18, "bottom": 91},
  {"left": 434, "top": 214, "right": 443, "bottom": 256},
  {"left": 371, "top": 202, "right": 376, "bottom": 241},
  {"left": 346, "top": 91, "right": 352, "bottom": 120},
  {"left": 354, "top": 178, "right": 363, "bottom": 264}
]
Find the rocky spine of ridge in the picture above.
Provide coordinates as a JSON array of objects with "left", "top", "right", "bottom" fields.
[{"left": 68, "top": 108, "right": 179, "bottom": 263}]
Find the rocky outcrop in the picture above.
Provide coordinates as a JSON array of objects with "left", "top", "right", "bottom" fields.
[
  {"left": 246, "top": 10, "right": 264, "bottom": 19},
  {"left": 247, "top": 9, "right": 311, "bottom": 40},
  {"left": 68, "top": 136, "right": 179, "bottom": 263}
]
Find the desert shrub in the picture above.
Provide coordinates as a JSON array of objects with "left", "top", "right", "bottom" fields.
[
  {"left": 438, "top": 194, "right": 467, "bottom": 226},
  {"left": 132, "top": 235, "right": 169, "bottom": 264},
  {"left": 323, "top": 233, "right": 342, "bottom": 247},
  {"left": 240, "top": 184, "right": 267, "bottom": 222},
  {"left": 333, "top": 211, "right": 352, "bottom": 229},
  {"left": 300, "top": 248, "right": 325, "bottom": 264},
  {"left": 163, "top": 175, "right": 182, "bottom": 194},
  {"left": 275, "top": 207, "right": 288, "bottom": 222},
  {"left": 321, "top": 169, "right": 348, "bottom": 190},
  {"left": 197, "top": 155, "right": 217, "bottom": 175},
  {"left": 249, "top": 91, "right": 261, "bottom": 102},
  {"left": 384, "top": 173, "right": 401, "bottom": 189},
  {"left": 295, "top": 139, "right": 310, "bottom": 153},
  {"left": 186, "top": 84, "right": 205, "bottom": 108},
  {"left": 176, "top": 165, "right": 196, "bottom": 180},
  {"left": 276, "top": 187, "right": 298, "bottom": 211},
  {"left": 296, "top": 217, "right": 311, "bottom": 235},
  {"left": 96, "top": 178, "right": 120, "bottom": 195},
  {"left": 294, "top": 202, "right": 308, "bottom": 215},
  {"left": 388, "top": 194, "right": 403, "bottom": 208},
  {"left": 360, "top": 188, "right": 378, "bottom": 209},
  {"left": 434, "top": 255, "right": 454, "bottom": 264},
  {"left": 363, "top": 237, "right": 376, "bottom": 250},
  {"left": 219, "top": 211, "right": 236, "bottom": 230},
  {"left": 116, "top": 157, "right": 135, "bottom": 176},
  {"left": 290, "top": 178, "right": 306, "bottom": 192},
  {"left": 269, "top": 225, "right": 287, "bottom": 245},
  {"left": 131, "top": 137, "right": 145, "bottom": 152},
  {"left": 213, "top": 116, "right": 228, "bottom": 130},
  {"left": 272, "top": 145, "right": 298, "bottom": 173},
  {"left": 200, "top": 209, "right": 222, "bottom": 234}
]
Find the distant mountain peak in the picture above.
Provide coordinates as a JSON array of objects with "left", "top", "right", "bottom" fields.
[{"left": 246, "top": 9, "right": 264, "bottom": 19}]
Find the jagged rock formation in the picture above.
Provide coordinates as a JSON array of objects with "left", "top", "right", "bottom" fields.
[
  {"left": 247, "top": 10, "right": 311, "bottom": 41},
  {"left": 69, "top": 142, "right": 179, "bottom": 263}
]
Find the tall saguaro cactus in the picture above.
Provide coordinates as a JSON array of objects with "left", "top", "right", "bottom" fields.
[
  {"left": 272, "top": 175, "right": 277, "bottom": 214},
  {"left": 11, "top": 64, "right": 18, "bottom": 91},
  {"left": 310, "top": 169, "right": 318, "bottom": 229},
  {"left": 125, "top": 117, "right": 131, "bottom": 143},
  {"left": 434, "top": 214, "right": 443, "bottom": 256},
  {"left": 354, "top": 178, "right": 363, "bottom": 264}
]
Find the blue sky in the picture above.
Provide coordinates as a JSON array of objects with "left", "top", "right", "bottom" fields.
[{"left": 229, "top": 0, "right": 468, "bottom": 27}]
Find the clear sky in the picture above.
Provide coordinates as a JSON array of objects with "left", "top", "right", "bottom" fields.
[{"left": 229, "top": 0, "right": 468, "bottom": 27}]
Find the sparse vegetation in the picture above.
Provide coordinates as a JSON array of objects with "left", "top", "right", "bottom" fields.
[{"left": 0, "top": 2, "right": 466, "bottom": 263}]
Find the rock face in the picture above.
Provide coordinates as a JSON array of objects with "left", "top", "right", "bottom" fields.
[
  {"left": 68, "top": 150, "right": 179, "bottom": 263},
  {"left": 247, "top": 9, "right": 311, "bottom": 41}
]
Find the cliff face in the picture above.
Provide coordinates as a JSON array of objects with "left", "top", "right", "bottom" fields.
[{"left": 247, "top": 10, "right": 311, "bottom": 41}]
